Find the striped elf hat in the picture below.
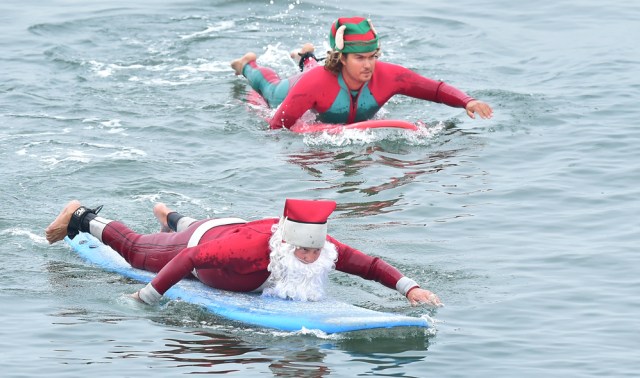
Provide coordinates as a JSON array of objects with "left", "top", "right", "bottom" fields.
[{"left": 329, "top": 17, "right": 379, "bottom": 53}]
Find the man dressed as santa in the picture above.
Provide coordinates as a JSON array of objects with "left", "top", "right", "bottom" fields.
[{"left": 45, "top": 198, "right": 442, "bottom": 307}]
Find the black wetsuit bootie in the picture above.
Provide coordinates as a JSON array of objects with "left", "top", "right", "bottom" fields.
[
  {"left": 67, "top": 205, "right": 103, "bottom": 239},
  {"left": 298, "top": 52, "right": 323, "bottom": 72},
  {"left": 166, "top": 211, "right": 184, "bottom": 232}
]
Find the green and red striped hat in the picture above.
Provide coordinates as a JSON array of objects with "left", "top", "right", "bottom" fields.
[{"left": 329, "top": 17, "right": 379, "bottom": 54}]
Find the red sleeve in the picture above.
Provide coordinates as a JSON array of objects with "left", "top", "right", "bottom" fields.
[
  {"left": 329, "top": 235, "right": 404, "bottom": 291},
  {"left": 269, "top": 92, "right": 313, "bottom": 129},
  {"left": 370, "top": 61, "right": 475, "bottom": 109},
  {"left": 149, "top": 246, "right": 197, "bottom": 295},
  {"left": 269, "top": 67, "right": 340, "bottom": 129},
  {"left": 149, "top": 228, "right": 271, "bottom": 295}
]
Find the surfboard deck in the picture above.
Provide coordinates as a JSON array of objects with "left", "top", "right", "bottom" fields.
[
  {"left": 246, "top": 90, "right": 419, "bottom": 134},
  {"left": 65, "top": 232, "right": 430, "bottom": 333}
]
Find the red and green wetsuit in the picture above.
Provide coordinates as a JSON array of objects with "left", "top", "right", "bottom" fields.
[{"left": 242, "top": 59, "right": 475, "bottom": 129}]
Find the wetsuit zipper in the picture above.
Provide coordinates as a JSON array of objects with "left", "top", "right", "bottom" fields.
[{"left": 347, "top": 90, "right": 361, "bottom": 124}]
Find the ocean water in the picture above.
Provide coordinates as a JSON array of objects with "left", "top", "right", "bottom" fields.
[{"left": 1, "top": 0, "right": 639, "bottom": 377}]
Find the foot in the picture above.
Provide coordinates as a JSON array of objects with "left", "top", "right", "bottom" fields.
[
  {"left": 290, "top": 43, "right": 315, "bottom": 62},
  {"left": 230, "top": 52, "right": 257, "bottom": 76},
  {"left": 45, "top": 200, "right": 81, "bottom": 244},
  {"left": 153, "top": 203, "right": 173, "bottom": 233}
]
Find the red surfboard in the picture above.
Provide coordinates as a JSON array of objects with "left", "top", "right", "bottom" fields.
[
  {"left": 246, "top": 90, "right": 419, "bottom": 134},
  {"left": 289, "top": 119, "right": 419, "bottom": 134}
]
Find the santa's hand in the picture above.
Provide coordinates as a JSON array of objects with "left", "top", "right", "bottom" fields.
[
  {"left": 407, "top": 288, "right": 443, "bottom": 307},
  {"left": 130, "top": 291, "right": 145, "bottom": 303}
]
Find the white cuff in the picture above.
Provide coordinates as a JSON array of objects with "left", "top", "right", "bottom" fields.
[
  {"left": 396, "top": 277, "right": 419, "bottom": 296},
  {"left": 89, "top": 216, "right": 112, "bottom": 243},
  {"left": 138, "top": 283, "right": 162, "bottom": 305}
]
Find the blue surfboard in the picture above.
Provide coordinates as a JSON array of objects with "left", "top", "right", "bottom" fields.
[{"left": 65, "top": 232, "right": 430, "bottom": 333}]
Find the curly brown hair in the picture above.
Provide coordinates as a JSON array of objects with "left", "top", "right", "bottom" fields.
[{"left": 323, "top": 50, "right": 343, "bottom": 74}]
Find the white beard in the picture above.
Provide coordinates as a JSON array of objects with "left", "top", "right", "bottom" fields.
[{"left": 262, "top": 220, "right": 338, "bottom": 301}]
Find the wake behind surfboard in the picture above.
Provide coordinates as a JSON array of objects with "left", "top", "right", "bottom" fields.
[{"left": 65, "top": 232, "right": 430, "bottom": 334}]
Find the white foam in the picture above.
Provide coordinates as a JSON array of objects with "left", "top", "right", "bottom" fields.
[
  {"left": 179, "top": 21, "right": 235, "bottom": 40},
  {"left": 301, "top": 124, "right": 442, "bottom": 147},
  {"left": 100, "top": 119, "right": 121, "bottom": 128},
  {"left": 2, "top": 228, "right": 48, "bottom": 244},
  {"left": 107, "top": 148, "right": 146, "bottom": 159}
]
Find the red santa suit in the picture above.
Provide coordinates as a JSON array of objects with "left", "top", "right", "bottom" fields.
[{"left": 89, "top": 217, "right": 419, "bottom": 304}]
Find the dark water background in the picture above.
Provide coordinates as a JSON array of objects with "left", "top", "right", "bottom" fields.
[{"left": 1, "top": 0, "right": 639, "bottom": 376}]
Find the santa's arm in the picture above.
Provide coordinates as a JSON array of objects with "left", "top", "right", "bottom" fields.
[{"left": 329, "top": 236, "right": 442, "bottom": 306}]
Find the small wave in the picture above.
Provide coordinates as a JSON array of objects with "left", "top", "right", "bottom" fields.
[
  {"left": 1, "top": 228, "right": 48, "bottom": 244},
  {"left": 41, "top": 150, "right": 91, "bottom": 167},
  {"left": 179, "top": 21, "right": 236, "bottom": 40},
  {"left": 87, "top": 60, "right": 157, "bottom": 78},
  {"left": 131, "top": 192, "right": 224, "bottom": 215},
  {"left": 33, "top": 141, "right": 147, "bottom": 169},
  {"left": 107, "top": 149, "right": 146, "bottom": 159},
  {"left": 100, "top": 119, "right": 121, "bottom": 128},
  {"left": 4, "top": 113, "right": 80, "bottom": 122},
  {"left": 301, "top": 121, "right": 445, "bottom": 147},
  {"left": 171, "top": 61, "right": 230, "bottom": 73}
]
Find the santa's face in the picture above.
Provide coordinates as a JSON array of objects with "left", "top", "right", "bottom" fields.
[
  {"left": 263, "top": 224, "right": 338, "bottom": 301},
  {"left": 293, "top": 247, "right": 322, "bottom": 264}
]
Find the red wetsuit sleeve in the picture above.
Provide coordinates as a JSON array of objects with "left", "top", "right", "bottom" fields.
[
  {"left": 148, "top": 246, "right": 195, "bottom": 295},
  {"left": 148, "top": 227, "right": 272, "bottom": 295},
  {"left": 269, "top": 87, "right": 312, "bottom": 129},
  {"left": 329, "top": 235, "right": 404, "bottom": 291},
  {"left": 269, "top": 67, "right": 339, "bottom": 129},
  {"left": 370, "top": 61, "right": 475, "bottom": 109}
]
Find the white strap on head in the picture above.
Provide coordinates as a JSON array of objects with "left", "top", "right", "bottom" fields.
[{"left": 335, "top": 25, "right": 346, "bottom": 50}]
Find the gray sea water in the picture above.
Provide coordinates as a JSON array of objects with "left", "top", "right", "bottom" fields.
[{"left": 2, "top": 0, "right": 639, "bottom": 376}]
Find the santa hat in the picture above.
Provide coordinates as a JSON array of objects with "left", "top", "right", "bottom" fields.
[
  {"left": 281, "top": 199, "right": 337, "bottom": 248},
  {"left": 329, "top": 17, "right": 379, "bottom": 54}
]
